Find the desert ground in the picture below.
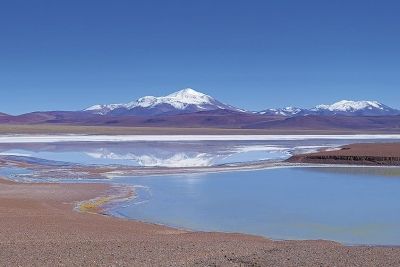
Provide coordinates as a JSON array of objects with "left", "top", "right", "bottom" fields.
[
  {"left": 1, "top": 177, "right": 400, "bottom": 266},
  {"left": 288, "top": 143, "right": 400, "bottom": 165},
  {"left": 1, "top": 124, "right": 400, "bottom": 135}
]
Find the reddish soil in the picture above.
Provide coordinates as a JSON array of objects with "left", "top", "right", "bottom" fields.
[{"left": 288, "top": 143, "right": 400, "bottom": 165}]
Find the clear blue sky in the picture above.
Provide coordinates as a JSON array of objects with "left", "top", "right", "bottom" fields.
[{"left": 1, "top": 0, "right": 399, "bottom": 114}]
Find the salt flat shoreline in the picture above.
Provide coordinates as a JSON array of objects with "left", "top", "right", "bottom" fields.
[
  {"left": 5, "top": 152, "right": 398, "bottom": 182},
  {"left": 0, "top": 154, "right": 303, "bottom": 181},
  {"left": 1, "top": 177, "right": 400, "bottom": 266},
  {"left": 1, "top": 133, "right": 400, "bottom": 143},
  {"left": 2, "top": 149, "right": 400, "bottom": 182}
]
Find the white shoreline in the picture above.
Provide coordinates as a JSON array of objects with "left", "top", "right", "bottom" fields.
[{"left": 1, "top": 134, "right": 400, "bottom": 143}]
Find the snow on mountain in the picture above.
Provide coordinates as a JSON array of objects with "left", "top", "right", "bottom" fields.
[
  {"left": 311, "top": 100, "right": 400, "bottom": 116},
  {"left": 85, "top": 90, "right": 399, "bottom": 117},
  {"left": 84, "top": 104, "right": 127, "bottom": 115},
  {"left": 258, "top": 100, "right": 400, "bottom": 117},
  {"left": 314, "top": 100, "right": 384, "bottom": 112},
  {"left": 258, "top": 107, "right": 304, "bottom": 116},
  {"left": 85, "top": 88, "right": 244, "bottom": 115}
]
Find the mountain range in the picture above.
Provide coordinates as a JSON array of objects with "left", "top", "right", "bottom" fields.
[
  {"left": 85, "top": 88, "right": 400, "bottom": 117},
  {"left": 258, "top": 100, "right": 400, "bottom": 117},
  {"left": 1, "top": 88, "right": 400, "bottom": 131}
]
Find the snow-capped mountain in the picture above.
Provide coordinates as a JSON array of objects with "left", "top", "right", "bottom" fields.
[
  {"left": 310, "top": 100, "right": 400, "bottom": 116},
  {"left": 258, "top": 107, "right": 304, "bottom": 116},
  {"left": 85, "top": 88, "right": 245, "bottom": 115},
  {"left": 2, "top": 93, "right": 400, "bottom": 130},
  {"left": 259, "top": 100, "right": 400, "bottom": 117},
  {"left": 85, "top": 88, "right": 399, "bottom": 117}
]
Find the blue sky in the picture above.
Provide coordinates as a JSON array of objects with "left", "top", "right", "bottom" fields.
[{"left": 1, "top": 0, "right": 399, "bottom": 114}]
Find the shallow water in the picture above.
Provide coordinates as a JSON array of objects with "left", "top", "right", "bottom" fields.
[{"left": 111, "top": 167, "right": 400, "bottom": 245}]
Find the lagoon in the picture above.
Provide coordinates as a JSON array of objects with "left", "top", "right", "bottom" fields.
[
  {"left": 1, "top": 137, "right": 400, "bottom": 245},
  {"left": 111, "top": 167, "right": 400, "bottom": 245}
]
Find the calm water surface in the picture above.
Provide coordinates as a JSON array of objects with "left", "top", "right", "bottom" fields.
[{"left": 111, "top": 167, "right": 400, "bottom": 245}]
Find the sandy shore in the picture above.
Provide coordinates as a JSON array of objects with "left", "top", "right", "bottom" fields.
[
  {"left": 1, "top": 178, "right": 400, "bottom": 266},
  {"left": 288, "top": 143, "right": 400, "bottom": 166}
]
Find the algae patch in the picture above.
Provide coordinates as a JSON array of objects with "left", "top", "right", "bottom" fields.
[{"left": 78, "top": 196, "right": 112, "bottom": 213}]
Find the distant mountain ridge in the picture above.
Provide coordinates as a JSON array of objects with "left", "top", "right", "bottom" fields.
[
  {"left": 1, "top": 88, "right": 400, "bottom": 131},
  {"left": 259, "top": 100, "right": 400, "bottom": 117},
  {"left": 85, "top": 88, "right": 399, "bottom": 117},
  {"left": 258, "top": 107, "right": 304, "bottom": 116},
  {"left": 85, "top": 88, "right": 245, "bottom": 116}
]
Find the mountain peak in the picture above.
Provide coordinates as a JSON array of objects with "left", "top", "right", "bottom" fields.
[
  {"left": 166, "top": 88, "right": 207, "bottom": 98},
  {"left": 85, "top": 88, "right": 242, "bottom": 115},
  {"left": 258, "top": 99, "right": 399, "bottom": 117},
  {"left": 258, "top": 106, "right": 303, "bottom": 116},
  {"left": 315, "top": 100, "right": 386, "bottom": 112},
  {"left": 165, "top": 88, "right": 213, "bottom": 105}
]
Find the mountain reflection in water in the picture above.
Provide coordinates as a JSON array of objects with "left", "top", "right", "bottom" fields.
[{"left": 0, "top": 139, "right": 397, "bottom": 168}]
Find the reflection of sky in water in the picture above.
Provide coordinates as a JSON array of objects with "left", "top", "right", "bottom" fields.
[
  {"left": 0, "top": 139, "right": 391, "bottom": 167},
  {"left": 220, "top": 150, "right": 289, "bottom": 164},
  {"left": 111, "top": 167, "right": 400, "bottom": 245},
  {"left": 2, "top": 165, "right": 399, "bottom": 245}
]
